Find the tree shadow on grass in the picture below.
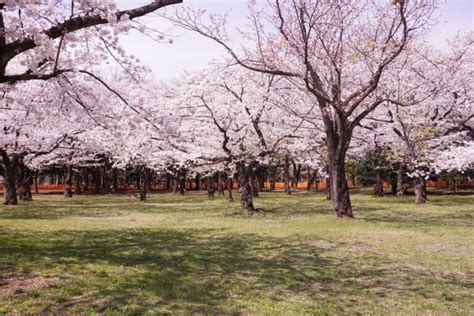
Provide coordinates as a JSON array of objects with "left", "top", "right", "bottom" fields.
[
  {"left": 360, "top": 209, "right": 474, "bottom": 228},
  {"left": 0, "top": 193, "right": 234, "bottom": 220},
  {"left": 0, "top": 228, "right": 472, "bottom": 314},
  {"left": 0, "top": 204, "right": 127, "bottom": 220}
]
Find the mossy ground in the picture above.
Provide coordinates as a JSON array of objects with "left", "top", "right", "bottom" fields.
[{"left": 0, "top": 191, "right": 472, "bottom": 314}]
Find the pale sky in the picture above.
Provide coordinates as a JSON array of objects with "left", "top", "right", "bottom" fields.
[{"left": 116, "top": 0, "right": 474, "bottom": 80}]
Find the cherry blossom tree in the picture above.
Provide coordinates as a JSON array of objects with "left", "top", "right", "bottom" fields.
[
  {"left": 0, "top": 78, "right": 94, "bottom": 204},
  {"left": 384, "top": 33, "right": 474, "bottom": 203},
  {"left": 168, "top": 0, "right": 438, "bottom": 217},
  {"left": 0, "top": 0, "right": 182, "bottom": 84},
  {"left": 172, "top": 65, "right": 303, "bottom": 211}
]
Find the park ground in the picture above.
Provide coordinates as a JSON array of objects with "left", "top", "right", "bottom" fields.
[{"left": 0, "top": 192, "right": 473, "bottom": 315}]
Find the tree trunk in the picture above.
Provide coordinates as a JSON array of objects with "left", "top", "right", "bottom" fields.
[
  {"left": 139, "top": 167, "right": 149, "bottom": 201},
  {"left": 328, "top": 161, "right": 353, "bottom": 218},
  {"left": 102, "top": 167, "right": 111, "bottom": 194},
  {"left": 207, "top": 174, "right": 217, "bottom": 199},
  {"left": 217, "top": 172, "right": 225, "bottom": 196},
  {"left": 17, "top": 163, "right": 33, "bottom": 201},
  {"left": 3, "top": 169, "right": 17, "bottom": 205},
  {"left": 396, "top": 164, "right": 405, "bottom": 196},
  {"left": 64, "top": 165, "right": 73, "bottom": 198},
  {"left": 414, "top": 177, "right": 427, "bottom": 204},
  {"left": 74, "top": 172, "right": 82, "bottom": 195},
  {"left": 307, "top": 168, "right": 314, "bottom": 192},
  {"left": 250, "top": 172, "right": 259, "bottom": 197},
  {"left": 256, "top": 167, "right": 266, "bottom": 191},
  {"left": 237, "top": 163, "right": 255, "bottom": 211},
  {"left": 165, "top": 175, "right": 172, "bottom": 191},
  {"left": 194, "top": 174, "right": 201, "bottom": 191},
  {"left": 226, "top": 174, "right": 234, "bottom": 202},
  {"left": 148, "top": 171, "right": 153, "bottom": 191},
  {"left": 112, "top": 168, "right": 119, "bottom": 192},
  {"left": 93, "top": 168, "right": 101, "bottom": 194},
  {"left": 179, "top": 171, "right": 186, "bottom": 195},
  {"left": 390, "top": 176, "right": 397, "bottom": 195},
  {"left": 373, "top": 169, "right": 384, "bottom": 197},
  {"left": 83, "top": 171, "right": 90, "bottom": 192},
  {"left": 283, "top": 155, "right": 291, "bottom": 195},
  {"left": 34, "top": 172, "right": 39, "bottom": 193},
  {"left": 136, "top": 173, "right": 140, "bottom": 190},
  {"left": 1, "top": 152, "right": 18, "bottom": 205},
  {"left": 449, "top": 179, "right": 457, "bottom": 193},
  {"left": 324, "top": 118, "right": 354, "bottom": 218},
  {"left": 291, "top": 163, "right": 301, "bottom": 189},
  {"left": 172, "top": 176, "right": 179, "bottom": 193},
  {"left": 325, "top": 177, "right": 331, "bottom": 200}
]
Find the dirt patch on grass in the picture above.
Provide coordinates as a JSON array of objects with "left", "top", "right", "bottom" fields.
[{"left": 0, "top": 273, "right": 50, "bottom": 299}]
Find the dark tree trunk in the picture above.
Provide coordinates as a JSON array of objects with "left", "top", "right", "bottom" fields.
[
  {"left": 83, "top": 171, "right": 90, "bottom": 192},
  {"left": 217, "top": 172, "right": 225, "bottom": 196},
  {"left": 256, "top": 166, "right": 266, "bottom": 191},
  {"left": 74, "top": 172, "right": 82, "bottom": 195},
  {"left": 34, "top": 172, "right": 39, "bottom": 193},
  {"left": 179, "top": 171, "right": 186, "bottom": 195},
  {"left": 374, "top": 169, "right": 384, "bottom": 197},
  {"left": 194, "top": 174, "right": 201, "bottom": 191},
  {"left": 102, "top": 167, "right": 111, "bottom": 194},
  {"left": 1, "top": 151, "right": 18, "bottom": 205},
  {"left": 139, "top": 167, "right": 149, "bottom": 201},
  {"left": 307, "top": 168, "right": 314, "bottom": 192},
  {"left": 207, "top": 174, "right": 217, "bottom": 199},
  {"left": 250, "top": 172, "right": 259, "bottom": 197},
  {"left": 449, "top": 179, "right": 457, "bottom": 193},
  {"left": 270, "top": 180, "right": 276, "bottom": 191},
  {"left": 328, "top": 159, "right": 353, "bottom": 218},
  {"left": 112, "top": 168, "right": 119, "bottom": 192},
  {"left": 283, "top": 155, "right": 291, "bottom": 195},
  {"left": 136, "top": 173, "right": 140, "bottom": 190},
  {"left": 390, "top": 176, "right": 397, "bottom": 195},
  {"left": 414, "top": 177, "right": 427, "bottom": 204},
  {"left": 237, "top": 162, "right": 255, "bottom": 211},
  {"left": 324, "top": 118, "right": 354, "bottom": 218},
  {"left": 291, "top": 163, "right": 301, "bottom": 189},
  {"left": 64, "top": 165, "right": 73, "bottom": 198},
  {"left": 165, "top": 175, "right": 172, "bottom": 191},
  {"left": 172, "top": 176, "right": 179, "bottom": 193},
  {"left": 226, "top": 174, "right": 234, "bottom": 202},
  {"left": 3, "top": 170, "right": 17, "bottom": 205},
  {"left": 148, "top": 171, "right": 153, "bottom": 191},
  {"left": 93, "top": 168, "right": 101, "bottom": 194},
  {"left": 17, "top": 163, "right": 33, "bottom": 201},
  {"left": 396, "top": 164, "right": 405, "bottom": 196},
  {"left": 325, "top": 176, "right": 331, "bottom": 200}
]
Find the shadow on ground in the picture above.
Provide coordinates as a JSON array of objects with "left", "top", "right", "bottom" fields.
[{"left": 1, "top": 227, "right": 472, "bottom": 314}]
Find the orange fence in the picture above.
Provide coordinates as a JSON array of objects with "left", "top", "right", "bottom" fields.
[
  {"left": 1, "top": 180, "right": 473, "bottom": 193},
  {"left": 266, "top": 181, "right": 328, "bottom": 189}
]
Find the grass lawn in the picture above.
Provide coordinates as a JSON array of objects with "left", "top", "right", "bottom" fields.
[{"left": 0, "top": 192, "right": 473, "bottom": 315}]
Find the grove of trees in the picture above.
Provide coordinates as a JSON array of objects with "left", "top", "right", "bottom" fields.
[{"left": 0, "top": 0, "right": 473, "bottom": 218}]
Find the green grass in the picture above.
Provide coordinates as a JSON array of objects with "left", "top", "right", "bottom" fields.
[{"left": 0, "top": 192, "right": 473, "bottom": 315}]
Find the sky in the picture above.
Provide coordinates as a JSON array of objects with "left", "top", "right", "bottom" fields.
[{"left": 116, "top": 0, "right": 474, "bottom": 80}]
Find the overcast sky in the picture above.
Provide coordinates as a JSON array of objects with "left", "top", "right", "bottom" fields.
[{"left": 115, "top": 0, "right": 474, "bottom": 80}]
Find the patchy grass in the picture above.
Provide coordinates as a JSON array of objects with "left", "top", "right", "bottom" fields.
[{"left": 0, "top": 192, "right": 473, "bottom": 314}]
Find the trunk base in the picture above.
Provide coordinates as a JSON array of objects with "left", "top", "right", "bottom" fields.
[
  {"left": 414, "top": 178, "right": 427, "bottom": 204},
  {"left": 334, "top": 210, "right": 354, "bottom": 219}
]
